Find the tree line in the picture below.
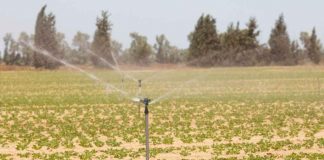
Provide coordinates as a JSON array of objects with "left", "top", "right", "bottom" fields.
[
  {"left": 188, "top": 14, "right": 322, "bottom": 66},
  {"left": 0, "top": 6, "right": 323, "bottom": 69}
]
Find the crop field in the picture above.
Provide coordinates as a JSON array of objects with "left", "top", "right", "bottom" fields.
[{"left": 0, "top": 66, "right": 323, "bottom": 159}]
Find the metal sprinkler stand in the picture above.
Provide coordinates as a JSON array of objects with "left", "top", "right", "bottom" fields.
[
  {"left": 138, "top": 80, "right": 142, "bottom": 117},
  {"left": 138, "top": 80, "right": 142, "bottom": 97},
  {"left": 141, "top": 98, "right": 151, "bottom": 160},
  {"left": 132, "top": 80, "right": 150, "bottom": 160},
  {"left": 121, "top": 76, "right": 124, "bottom": 90}
]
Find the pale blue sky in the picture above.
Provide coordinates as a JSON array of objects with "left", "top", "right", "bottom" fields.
[{"left": 1, "top": 0, "right": 323, "bottom": 51}]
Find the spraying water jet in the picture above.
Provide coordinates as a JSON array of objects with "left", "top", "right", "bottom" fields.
[
  {"left": 86, "top": 49, "right": 138, "bottom": 83},
  {"left": 21, "top": 41, "right": 132, "bottom": 100}
]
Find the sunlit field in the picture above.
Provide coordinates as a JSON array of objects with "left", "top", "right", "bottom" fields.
[{"left": 0, "top": 66, "right": 323, "bottom": 159}]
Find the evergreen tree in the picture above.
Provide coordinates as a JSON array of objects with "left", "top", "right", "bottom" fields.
[
  {"left": 34, "top": 5, "right": 61, "bottom": 69},
  {"left": 300, "top": 32, "right": 310, "bottom": 49},
  {"left": 220, "top": 19, "right": 260, "bottom": 66},
  {"left": 268, "top": 14, "right": 294, "bottom": 65},
  {"left": 188, "top": 14, "right": 220, "bottom": 66},
  {"left": 234, "top": 18, "right": 261, "bottom": 66},
  {"left": 245, "top": 17, "right": 260, "bottom": 49},
  {"left": 307, "top": 28, "right": 321, "bottom": 64},
  {"left": 220, "top": 22, "right": 243, "bottom": 65},
  {"left": 91, "top": 11, "right": 112, "bottom": 67},
  {"left": 289, "top": 40, "right": 300, "bottom": 64},
  {"left": 222, "top": 22, "right": 241, "bottom": 50}
]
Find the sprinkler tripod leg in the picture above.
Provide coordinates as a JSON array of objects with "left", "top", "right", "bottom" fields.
[{"left": 144, "top": 104, "right": 150, "bottom": 160}]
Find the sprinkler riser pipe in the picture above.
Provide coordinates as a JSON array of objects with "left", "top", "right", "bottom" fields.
[
  {"left": 138, "top": 79, "right": 142, "bottom": 87},
  {"left": 144, "top": 104, "right": 150, "bottom": 160}
]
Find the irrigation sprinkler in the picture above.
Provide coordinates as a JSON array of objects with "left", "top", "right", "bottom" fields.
[
  {"left": 143, "top": 98, "right": 151, "bottom": 160},
  {"left": 23, "top": 41, "right": 210, "bottom": 160},
  {"left": 121, "top": 76, "right": 125, "bottom": 90},
  {"left": 132, "top": 97, "right": 151, "bottom": 160},
  {"left": 137, "top": 79, "right": 142, "bottom": 116},
  {"left": 138, "top": 79, "right": 142, "bottom": 91}
]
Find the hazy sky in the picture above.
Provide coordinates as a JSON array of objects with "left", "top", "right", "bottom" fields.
[{"left": 1, "top": 0, "right": 324, "bottom": 51}]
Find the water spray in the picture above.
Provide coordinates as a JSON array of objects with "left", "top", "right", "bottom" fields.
[
  {"left": 21, "top": 42, "right": 132, "bottom": 100},
  {"left": 111, "top": 51, "right": 120, "bottom": 69},
  {"left": 23, "top": 41, "right": 212, "bottom": 160},
  {"left": 86, "top": 49, "right": 138, "bottom": 83}
]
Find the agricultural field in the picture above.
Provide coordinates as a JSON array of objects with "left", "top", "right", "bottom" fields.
[{"left": 0, "top": 66, "right": 323, "bottom": 159}]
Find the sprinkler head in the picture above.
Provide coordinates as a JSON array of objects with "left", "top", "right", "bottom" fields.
[
  {"left": 142, "top": 98, "right": 151, "bottom": 115},
  {"left": 142, "top": 98, "right": 151, "bottom": 106},
  {"left": 138, "top": 79, "right": 142, "bottom": 87},
  {"left": 131, "top": 97, "right": 151, "bottom": 105}
]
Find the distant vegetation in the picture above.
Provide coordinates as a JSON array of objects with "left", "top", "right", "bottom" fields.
[{"left": 0, "top": 5, "right": 323, "bottom": 69}]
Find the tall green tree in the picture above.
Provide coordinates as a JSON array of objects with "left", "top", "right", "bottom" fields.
[
  {"left": 9, "top": 40, "right": 22, "bottom": 65},
  {"left": 290, "top": 40, "right": 302, "bottom": 63},
  {"left": 111, "top": 40, "right": 123, "bottom": 56},
  {"left": 3, "top": 35, "right": 22, "bottom": 65},
  {"left": 244, "top": 18, "right": 260, "bottom": 49},
  {"left": 91, "top": 11, "right": 112, "bottom": 67},
  {"left": 56, "top": 32, "right": 73, "bottom": 64},
  {"left": 128, "top": 32, "right": 153, "bottom": 65},
  {"left": 18, "top": 32, "right": 34, "bottom": 66},
  {"left": 167, "top": 46, "right": 184, "bottom": 64},
  {"left": 34, "top": 5, "right": 61, "bottom": 69},
  {"left": 154, "top": 34, "right": 182, "bottom": 63},
  {"left": 3, "top": 33, "right": 12, "bottom": 65},
  {"left": 268, "top": 14, "right": 294, "bottom": 65},
  {"left": 188, "top": 14, "right": 220, "bottom": 66},
  {"left": 72, "top": 31, "right": 90, "bottom": 64},
  {"left": 56, "top": 32, "right": 69, "bottom": 54},
  {"left": 221, "top": 22, "right": 242, "bottom": 51},
  {"left": 300, "top": 32, "right": 310, "bottom": 49},
  {"left": 307, "top": 28, "right": 321, "bottom": 64},
  {"left": 154, "top": 34, "right": 170, "bottom": 63},
  {"left": 234, "top": 18, "right": 261, "bottom": 66},
  {"left": 219, "top": 19, "right": 261, "bottom": 66}
]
